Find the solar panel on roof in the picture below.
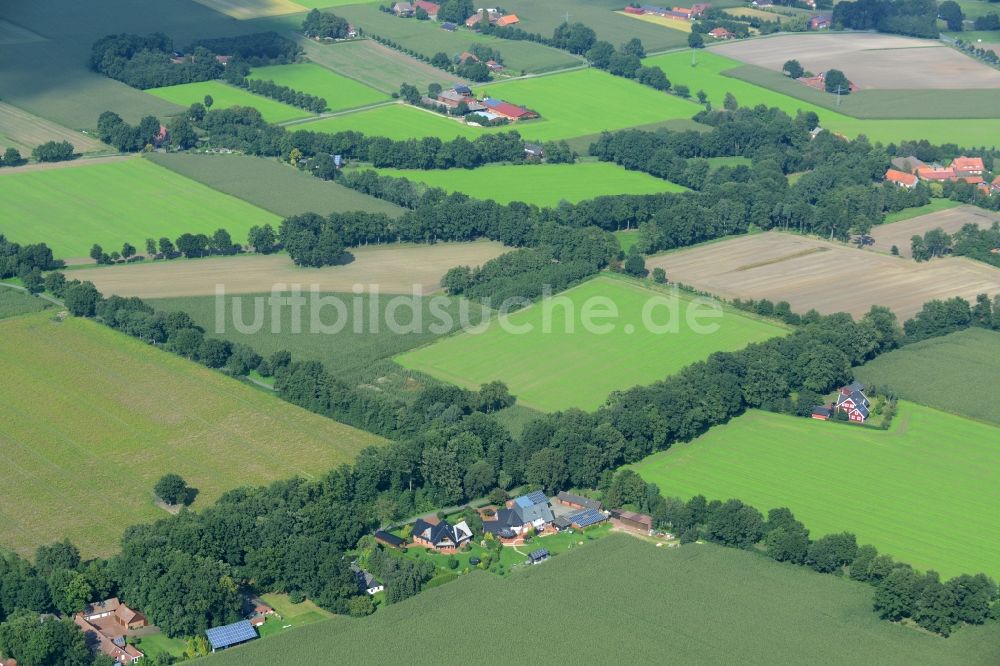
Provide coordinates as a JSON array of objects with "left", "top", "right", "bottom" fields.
[
  {"left": 523, "top": 490, "right": 548, "bottom": 505},
  {"left": 205, "top": 620, "right": 257, "bottom": 650},
  {"left": 569, "top": 508, "right": 607, "bottom": 528}
]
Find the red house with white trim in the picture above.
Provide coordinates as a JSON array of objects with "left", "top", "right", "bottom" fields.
[{"left": 834, "top": 382, "right": 870, "bottom": 422}]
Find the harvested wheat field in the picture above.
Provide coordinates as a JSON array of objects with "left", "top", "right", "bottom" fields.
[
  {"left": 0, "top": 101, "right": 106, "bottom": 153},
  {"left": 869, "top": 205, "right": 1000, "bottom": 258},
  {"left": 69, "top": 241, "right": 508, "bottom": 298},
  {"left": 649, "top": 232, "right": 1000, "bottom": 320},
  {"left": 711, "top": 33, "right": 1000, "bottom": 89}
]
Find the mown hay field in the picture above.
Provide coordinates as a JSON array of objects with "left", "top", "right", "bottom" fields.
[
  {"left": 145, "top": 152, "right": 404, "bottom": 218},
  {"left": 332, "top": 4, "right": 580, "bottom": 73},
  {"left": 855, "top": 328, "right": 1000, "bottom": 427},
  {"left": 69, "top": 241, "right": 509, "bottom": 298},
  {"left": 0, "top": 312, "right": 385, "bottom": 558},
  {"left": 364, "top": 162, "right": 685, "bottom": 206},
  {"left": 190, "top": 0, "right": 309, "bottom": 19},
  {"left": 298, "top": 39, "right": 465, "bottom": 94},
  {"left": 632, "top": 403, "right": 1000, "bottom": 579},
  {"left": 711, "top": 32, "right": 1000, "bottom": 89},
  {"left": 868, "top": 205, "right": 1000, "bottom": 258},
  {"left": 645, "top": 50, "right": 1000, "bottom": 145},
  {"left": 146, "top": 80, "right": 314, "bottom": 123},
  {"left": 0, "top": 157, "right": 280, "bottom": 258},
  {"left": 0, "top": 101, "right": 107, "bottom": 154},
  {"left": 248, "top": 62, "right": 388, "bottom": 111},
  {"left": 203, "top": 536, "right": 1000, "bottom": 665},
  {"left": 397, "top": 275, "right": 787, "bottom": 412},
  {"left": 648, "top": 231, "right": 1000, "bottom": 321},
  {"left": 619, "top": 11, "right": 693, "bottom": 32}
]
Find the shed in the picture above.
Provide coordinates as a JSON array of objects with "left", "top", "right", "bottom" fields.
[
  {"left": 528, "top": 548, "right": 550, "bottom": 564},
  {"left": 611, "top": 510, "right": 653, "bottom": 531},
  {"left": 205, "top": 620, "right": 258, "bottom": 652},
  {"left": 556, "top": 491, "right": 602, "bottom": 511},
  {"left": 374, "top": 530, "right": 405, "bottom": 548}
]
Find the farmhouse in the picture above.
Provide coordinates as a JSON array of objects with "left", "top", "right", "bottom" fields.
[
  {"left": 556, "top": 491, "right": 602, "bottom": 511},
  {"left": 951, "top": 156, "right": 985, "bottom": 177},
  {"left": 483, "top": 490, "right": 555, "bottom": 538},
  {"left": 708, "top": 27, "right": 735, "bottom": 39},
  {"left": 891, "top": 155, "right": 927, "bottom": 173},
  {"left": 809, "top": 15, "right": 831, "bottom": 29},
  {"left": 411, "top": 517, "right": 473, "bottom": 552},
  {"left": 413, "top": 0, "right": 439, "bottom": 18},
  {"left": 74, "top": 599, "right": 147, "bottom": 664},
  {"left": 671, "top": 7, "right": 694, "bottom": 19},
  {"left": 465, "top": 8, "right": 502, "bottom": 27},
  {"left": 392, "top": 1, "right": 414, "bottom": 16},
  {"left": 884, "top": 168, "right": 918, "bottom": 188},
  {"left": 486, "top": 59, "right": 504, "bottom": 72},
  {"left": 610, "top": 509, "right": 654, "bottom": 533},
  {"left": 496, "top": 14, "right": 519, "bottom": 26},
  {"left": 482, "top": 97, "right": 539, "bottom": 121},
  {"left": 205, "top": 620, "right": 258, "bottom": 652},
  {"left": 351, "top": 563, "right": 384, "bottom": 595},
  {"left": 917, "top": 166, "right": 956, "bottom": 181},
  {"left": 834, "top": 381, "right": 870, "bottom": 423}
]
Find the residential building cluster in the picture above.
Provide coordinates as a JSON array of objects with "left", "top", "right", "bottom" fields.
[
  {"left": 422, "top": 85, "right": 539, "bottom": 122},
  {"left": 623, "top": 3, "right": 711, "bottom": 21},
  {"left": 886, "top": 155, "right": 997, "bottom": 194}
]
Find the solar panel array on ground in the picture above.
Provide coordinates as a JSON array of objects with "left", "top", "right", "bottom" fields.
[
  {"left": 206, "top": 620, "right": 257, "bottom": 650},
  {"left": 568, "top": 508, "right": 608, "bottom": 528}
]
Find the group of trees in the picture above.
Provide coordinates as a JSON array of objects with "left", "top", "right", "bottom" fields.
[
  {"left": 584, "top": 37, "right": 672, "bottom": 92},
  {"left": 301, "top": 8, "right": 354, "bottom": 39},
  {"left": 91, "top": 31, "right": 299, "bottom": 89},
  {"left": 832, "top": 0, "right": 939, "bottom": 38},
  {"left": 238, "top": 76, "right": 327, "bottom": 113},
  {"left": 0, "top": 147, "right": 23, "bottom": 167},
  {"left": 910, "top": 223, "right": 1000, "bottom": 267},
  {"left": 903, "top": 294, "right": 1000, "bottom": 340},
  {"left": 604, "top": 470, "right": 998, "bottom": 637},
  {"left": 972, "top": 12, "right": 1000, "bottom": 30},
  {"left": 87, "top": 228, "right": 240, "bottom": 265},
  {"left": 96, "top": 111, "right": 165, "bottom": 152},
  {"left": 30, "top": 140, "right": 75, "bottom": 163},
  {"left": 0, "top": 235, "right": 62, "bottom": 287}
]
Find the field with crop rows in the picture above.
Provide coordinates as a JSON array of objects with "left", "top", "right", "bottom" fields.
[
  {"left": 868, "top": 205, "right": 1000, "bottom": 257},
  {"left": 365, "top": 162, "right": 685, "bottom": 205},
  {"left": 0, "top": 101, "right": 107, "bottom": 154},
  {"left": 855, "top": 328, "right": 1000, "bottom": 427},
  {"left": 249, "top": 62, "right": 388, "bottom": 111},
  {"left": 298, "top": 39, "right": 465, "bottom": 93},
  {"left": 397, "top": 275, "right": 787, "bottom": 411},
  {"left": 0, "top": 157, "right": 280, "bottom": 258},
  {"left": 648, "top": 231, "right": 1000, "bottom": 321},
  {"left": 145, "top": 152, "right": 404, "bottom": 217},
  {"left": 0, "top": 312, "right": 385, "bottom": 558},
  {"left": 632, "top": 403, "right": 1000, "bottom": 579},
  {"left": 204, "top": 536, "right": 1000, "bottom": 665}
]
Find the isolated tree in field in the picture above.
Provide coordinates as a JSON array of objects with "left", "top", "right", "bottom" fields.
[
  {"left": 203, "top": 94, "right": 213, "bottom": 108},
  {"left": 910, "top": 234, "right": 930, "bottom": 261},
  {"left": 154, "top": 473, "right": 191, "bottom": 506},
  {"left": 723, "top": 92, "right": 738, "bottom": 111},
  {"left": 782, "top": 59, "right": 804, "bottom": 78},
  {"left": 2, "top": 147, "right": 22, "bottom": 166},
  {"left": 824, "top": 69, "right": 850, "bottom": 94},
  {"left": 938, "top": 0, "right": 964, "bottom": 31},
  {"left": 687, "top": 32, "right": 704, "bottom": 49},
  {"left": 890, "top": 244, "right": 899, "bottom": 256},
  {"left": 696, "top": 90, "right": 707, "bottom": 103},
  {"left": 32, "top": 140, "right": 74, "bottom": 162},
  {"left": 651, "top": 267, "right": 667, "bottom": 283}
]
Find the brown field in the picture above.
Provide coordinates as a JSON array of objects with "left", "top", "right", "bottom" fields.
[
  {"left": 190, "top": 0, "right": 306, "bottom": 19},
  {"left": 69, "top": 241, "right": 508, "bottom": 298},
  {"left": 711, "top": 33, "right": 1000, "bottom": 89},
  {"left": 0, "top": 101, "right": 107, "bottom": 154},
  {"left": 649, "top": 232, "right": 1000, "bottom": 320},
  {"left": 870, "top": 205, "right": 1000, "bottom": 258}
]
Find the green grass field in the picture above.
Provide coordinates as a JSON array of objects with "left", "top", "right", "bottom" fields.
[
  {"left": 645, "top": 51, "right": 1000, "bottom": 147},
  {"left": 855, "top": 328, "right": 1000, "bottom": 427},
  {"left": 147, "top": 80, "right": 313, "bottom": 123},
  {"left": 0, "top": 312, "right": 385, "bottom": 558},
  {"left": 614, "top": 229, "right": 643, "bottom": 254},
  {"left": 299, "top": 69, "right": 705, "bottom": 142},
  {"left": 397, "top": 275, "right": 787, "bottom": 411},
  {"left": 332, "top": 4, "right": 581, "bottom": 73},
  {"left": 145, "top": 153, "right": 404, "bottom": 218},
  {"left": 0, "top": 288, "right": 48, "bottom": 319},
  {"left": 256, "top": 593, "right": 337, "bottom": 640},
  {"left": 202, "top": 536, "right": 1000, "bottom": 665},
  {"left": 298, "top": 39, "right": 463, "bottom": 94},
  {"left": 364, "top": 162, "right": 685, "bottom": 206},
  {"left": 631, "top": 403, "right": 1000, "bottom": 579},
  {"left": 0, "top": 157, "right": 281, "bottom": 258},
  {"left": 883, "top": 198, "right": 961, "bottom": 224},
  {"left": 249, "top": 62, "right": 388, "bottom": 112}
]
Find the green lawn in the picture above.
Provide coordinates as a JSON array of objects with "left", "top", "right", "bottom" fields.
[
  {"left": 298, "top": 39, "right": 462, "bottom": 94},
  {"left": 332, "top": 4, "right": 580, "bottom": 73},
  {"left": 249, "top": 62, "right": 388, "bottom": 111},
  {"left": 257, "top": 592, "right": 337, "bottom": 639},
  {"left": 0, "top": 312, "right": 385, "bottom": 558},
  {"left": 614, "top": 229, "right": 643, "bottom": 254},
  {"left": 645, "top": 50, "right": 1000, "bottom": 147},
  {"left": 855, "top": 328, "right": 1000, "bottom": 427},
  {"left": 294, "top": 103, "right": 479, "bottom": 140},
  {"left": 202, "top": 535, "right": 1000, "bottom": 665},
  {"left": 146, "top": 80, "right": 313, "bottom": 123},
  {"left": 883, "top": 198, "right": 962, "bottom": 224},
  {"left": 145, "top": 152, "right": 404, "bottom": 218},
  {"left": 363, "top": 162, "right": 685, "bottom": 206},
  {"left": 397, "top": 275, "right": 787, "bottom": 411},
  {"left": 0, "top": 157, "right": 281, "bottom": 258},
  {"left": 131, "top": 633, "right": 186, "bottom": 662},
  {"left": 631, "top": 403, "right": 1000, "bottom": 579}
]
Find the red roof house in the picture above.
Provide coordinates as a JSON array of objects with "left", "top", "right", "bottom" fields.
[
  {"left": 708, "top": 27, "right": 734, "bottom": 39},
  {"left": 809, "top": 15, "right": 831, "bottom": 29},
  {"left": 951, "top": 156, "right": 985, "bottom": 176},
  {"left": 917, "top": 166, "right": 957, "bottom": 181},
  {"left": 482, "top": 97, "right": 538, "bottom": 120},
  {"left": 885, "top": 168, "right": 918, "bottom": 188},
  {"left": 991, "top": 175, "right": 1000, "bottom": 193},
  {"left": 624, "top": 5, "right": 645, "bottom": 13},
  {"left": 414, "top": 0, "right": 439, "bottom": 17},
  {"left": 496, "top": 14, "right": 519, "bottom": 26}
]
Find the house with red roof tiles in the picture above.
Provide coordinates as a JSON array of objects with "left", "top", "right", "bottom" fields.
[{"left": 884, "top": 168, "right": 918, "bottom": 188}]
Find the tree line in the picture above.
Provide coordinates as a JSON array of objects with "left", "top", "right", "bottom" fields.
[
  {"left": 604, "top": 469, "right": 997, "bottom": 637},
  {"left": 832, "top": 0, "right": 939, "bottom": 39},
  {"left": 910, "top": 223, "right": 1000, "bottom": 268},
  {"left": 85, "top": 226, "right": 249, "bottom": 266},
  {"left": 90, "top": 31, "right": 299, "bottom": 89}
]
